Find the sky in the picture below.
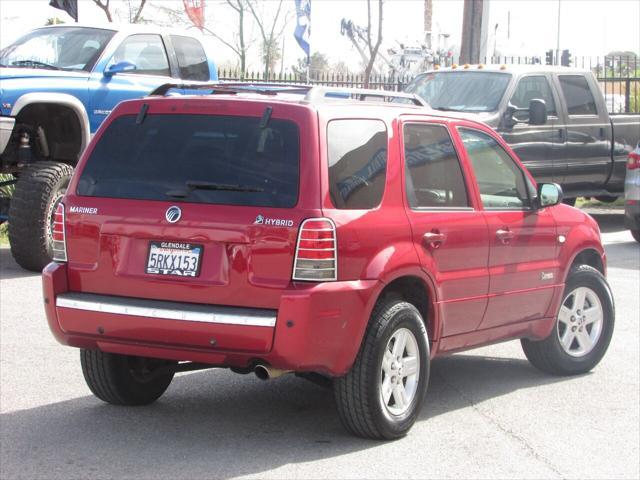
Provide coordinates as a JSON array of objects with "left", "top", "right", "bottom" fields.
[{"left": 0, "top": 0, "right": 638, "bottom": 72}]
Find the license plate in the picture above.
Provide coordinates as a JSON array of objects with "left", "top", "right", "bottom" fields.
[{"left": 146, "top": 241, "right": 203, "bottom": 277}]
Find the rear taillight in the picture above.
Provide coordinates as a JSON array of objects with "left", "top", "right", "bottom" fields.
[
  {"left": 628, "top": 151, "right": 640, "bottom": 170},
  {"left": 52, "top": 202, "right": 67, "bottom": 262},
  {"left": 293, "top": 218, "right": 337, "bottom": 281}
]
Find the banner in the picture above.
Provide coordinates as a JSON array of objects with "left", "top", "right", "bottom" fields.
[
  {"left": 183, "top": 0, "right": 205, "bottom": 31},
  {"left": 49, "top": 0, "right": 78, "bottom": 21},
  {"left": 294, "top": 0, "right": 310, "bottom": 61}
]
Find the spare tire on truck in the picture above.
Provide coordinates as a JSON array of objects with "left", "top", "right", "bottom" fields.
[{"left": 8, "top": 161, "right": 74, "bottom": 271}]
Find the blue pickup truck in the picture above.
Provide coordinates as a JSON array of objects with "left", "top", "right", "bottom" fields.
[{"left": 0, "top": 24, "right": 218, "bottom": 270}]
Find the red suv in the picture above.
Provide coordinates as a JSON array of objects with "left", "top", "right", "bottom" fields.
[{"left": 42, "top": 85, "right": 614, "bottom": 440}]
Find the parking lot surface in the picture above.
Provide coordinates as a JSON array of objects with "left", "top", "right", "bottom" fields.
[{"left": 1, "top": 212, "right": 638, "bottom": 480}]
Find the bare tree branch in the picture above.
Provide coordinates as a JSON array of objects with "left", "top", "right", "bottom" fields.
[
  {"left": 364, "top": 0, "right": 384, "bottom": 87},
  {"left": 92, "top": 0, "right": 113, "bottom": 22},
  {"left": 131, "top": 0, "right": 147, "bottom": 24},
  {"left": 247, "top": 0, "right": 290, "bottom": 77}
]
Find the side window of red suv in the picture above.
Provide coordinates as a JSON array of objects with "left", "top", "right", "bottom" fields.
[
  {"left": 327, "top": 119, "right": 387, "bottom": 209},
  {"left": 459, "top": 128, "right": 532, "bottom": 210},
  {"left": 404, "top": 123, "right": 470, "bottom": 209}
]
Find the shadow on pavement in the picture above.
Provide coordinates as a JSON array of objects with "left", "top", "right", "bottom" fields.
[
  {"left": 0, "top": 354, "right": 566, "bottom": 479},
  {"left": 586, "top": 211, "right": 626, "bottom": 233},
  {"left": 0, "top": 247, "right": 40, "bottom": 281},
  {"left": 603, "top": 240, "right": 640, "bottom": 271}
]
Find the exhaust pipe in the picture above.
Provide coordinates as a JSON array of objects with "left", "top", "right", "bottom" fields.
[{"left": 254, "top": 364, "right": 291, "bottom": 380}]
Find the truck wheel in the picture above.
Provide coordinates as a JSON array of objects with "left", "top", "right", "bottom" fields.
[
  {"left": 631, "top": 230, "right": 640, "bottom": 243},
  {"left": 80, "top": 350, "right": 176, "bottom": 406},
  {"left": 521, "top": 265, "right": 614, "bottom": 376},
  {"left": 562, "top": 197, "right": 577, "bottom": 207},
  {"left": 8, "top": 161, "right": 74, "bottom": 271},
  {"left": 595, "top": 195, "right": 618, "bottom": 203},
  {"left": 333, "top": 301, "right": 430, "bottom": 440}
]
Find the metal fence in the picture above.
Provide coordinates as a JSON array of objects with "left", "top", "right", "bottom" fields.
[{"left": 218, "top": 55, "right": 640, "bottom": 114}]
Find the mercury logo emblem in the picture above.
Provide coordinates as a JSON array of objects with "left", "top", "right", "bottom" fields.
[{"left": 165, "top": 206, "right": 182, "bottom": 223}]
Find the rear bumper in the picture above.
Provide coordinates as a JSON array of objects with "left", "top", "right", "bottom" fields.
[
  {"left": 0, "top": 116, "right": 15, "bottom": 156},
  {"left": 42, "top": 262, "right": 381, "bottom": 376}
]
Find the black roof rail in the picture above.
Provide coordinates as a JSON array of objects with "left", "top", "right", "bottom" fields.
[
  {"left": 149, "top": 82, "right": 312, "bottom": 97},
  {"left": 148, "top": 83, "right": 426, "bottom": 106}
]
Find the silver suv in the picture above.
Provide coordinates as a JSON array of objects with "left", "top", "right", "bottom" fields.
[{"left": 625, "top": 142, "right": 640, "bottom": 242}]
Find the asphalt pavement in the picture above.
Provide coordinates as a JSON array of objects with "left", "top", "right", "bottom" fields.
[{"left": 1, "top": 211, "right": 638, "bottom": 479}]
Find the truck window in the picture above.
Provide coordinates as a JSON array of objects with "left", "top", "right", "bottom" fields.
[
  {"left": 170, "top": 35, "right": 209, "bottom": 81},
  {"left": 558, "top": 75, "right": 598, "bottom": 116},
  {"left": 404, "top": 71, "right": 511, "bottom": 112},
  {"left": 77, "top": 114, "right": 300, "bottom": 208},
  {"left": 459, "top": 128, "right": 531, "bottom": 210},
  {"left": 510, "top": 75, "right": 557, "bottom": 119},
  {"left": 403, "top": 124, "right": 469, "bottom": 208},
  {"left": 107, "top": 34, "right": 170, "bottom": 77},
  {"left": 327, "top": 119, "right": 387, "bottom": 209}
]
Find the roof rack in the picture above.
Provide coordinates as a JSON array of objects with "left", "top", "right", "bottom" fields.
[
  {"left": 303, "top": 86, "right": 425, "bottom": 106},
  {"left": 148, "top": 82, "right": 426, "bottom": 106}
]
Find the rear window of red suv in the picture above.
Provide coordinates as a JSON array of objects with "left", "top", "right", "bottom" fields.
[{"left": 77, "top": 114, "right": 300, "bottom": 208}]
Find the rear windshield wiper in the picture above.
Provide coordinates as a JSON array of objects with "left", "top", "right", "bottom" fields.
[
  {"left": 166, "top": 181, "right": 264, "bottom": 198},
  {"left": 431, "top": 106, "right": 465, "bottom": 112},
  {"left": 11, "top": 60, "right": 61, "bottom": 70}
]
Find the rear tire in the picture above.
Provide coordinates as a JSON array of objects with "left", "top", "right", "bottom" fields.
[
  {"left": 80, "top": 350, "right": 176, "bottom": 406},
  {"left": 521, "top": 265, "right": 614, "bottom": 376},
  {"left": 333, "top": 301, "right": 430, "bottom": 440},
  {"left": 631, "top": 230, "right": 640, "bottom": 243},
  {"left": 8, "top": 161, "right": 74, "bottom": 271},
  {"left": 562, "top": 197, "right": 577, "bottom": 207},
  {"left": 595, "top": 195, "right": 618, "bottom": 203}
]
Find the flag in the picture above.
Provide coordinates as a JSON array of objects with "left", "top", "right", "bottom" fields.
[
  {"left": 294, "top": 0, "right": 310, "bottom": 61},
  {"left": 49, "top": 0, "right": 78, "bottom": 21},
  {"left": 183, "top": 0, "right": 205, "bottom": 31}
]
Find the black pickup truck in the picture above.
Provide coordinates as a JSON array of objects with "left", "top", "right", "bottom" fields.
[{"left": 404, "top": 65, "right": 640, "bottom": 203}]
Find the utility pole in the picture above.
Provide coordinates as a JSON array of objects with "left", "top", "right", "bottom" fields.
[
  {"left": 460, "top": 0, "right": 486, "bottom": 64},
  {"left": 555, "top": 0, "right": 561, "bottom": 65},
  {"left": 424, "top": 0, "right": 433, "bottom": 48}
]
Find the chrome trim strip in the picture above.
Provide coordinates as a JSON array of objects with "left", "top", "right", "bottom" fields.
[{"left": 56, "top": 293, "right": 276, "bottom": 327}]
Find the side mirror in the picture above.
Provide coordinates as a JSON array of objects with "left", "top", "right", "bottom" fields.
[
  {"left": 104, "top": 61, "right": 136, "bottom": 77},
  {"left": 536, "top": 183, "right": 563, "bottom": 209},
  {"left": 528, "top": 99, "right": 548, "bottom": 125}
]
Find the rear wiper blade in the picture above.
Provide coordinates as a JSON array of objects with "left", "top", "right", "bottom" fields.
[
  {"left": 11, "top": 59, "right": 61, "bottom": 70},
  {"left": 431, "top": 106, "right": 464, "bottom": 112},
  {"left": 165, "top": 181, "right": 264, "bottom": 198},
  {"left": 186, "top": 181, "right": 264, "bottom": 192}
]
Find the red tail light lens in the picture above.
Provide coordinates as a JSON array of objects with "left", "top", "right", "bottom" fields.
[
  {"left": 52, "top": 203, "right": 67, "bottom": 262},
  {"left": 293, "top": 218, "right": 337, "bottom": 281},
  {"left": 628, "top": 151, "right": 640, "bottom": 170}
]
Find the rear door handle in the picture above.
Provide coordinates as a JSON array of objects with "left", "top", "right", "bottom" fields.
[
  {"left": 496, "top": 228, "right": 515, "bottom": 244},
  {"left": 423, "top": 231, "right": 446, "bottom": 249}
]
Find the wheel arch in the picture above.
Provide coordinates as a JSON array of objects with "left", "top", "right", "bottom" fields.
[
  {"left": 11, "top": 93, "right": 91, "bottom": 163},
  {"left": 372, "top": 268, "right": 440, "bottom": 345},
  {"left": 566, "top": 247, "right": 605, "bottom": 281}
]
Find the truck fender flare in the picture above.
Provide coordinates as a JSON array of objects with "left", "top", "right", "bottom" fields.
[{"left": 10, "top": 93, "right": 91, "bottom": 153}]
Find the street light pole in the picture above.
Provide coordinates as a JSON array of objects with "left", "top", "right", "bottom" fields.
[{"left": 556, "top": 0, "right": 561, "bottom": 65}]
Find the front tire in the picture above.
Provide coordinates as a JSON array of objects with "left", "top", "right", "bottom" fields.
[
  {"left": 8, "top": 161, "right": 74, "bottom": 271},
  {"left": 631, "top": 229, "right": 640, "bottom": 243},
  {"left": 80, "top": 350, "right": 176, "bottom": 406},
  {"left": 334, "top": 301, "right": 430, "bottom": 440},
  {"left": 521, "top": 265, "right": 614, "bottom": 376}
]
